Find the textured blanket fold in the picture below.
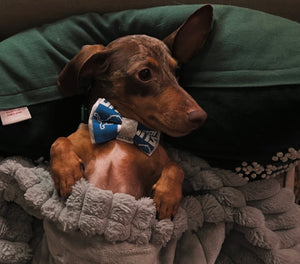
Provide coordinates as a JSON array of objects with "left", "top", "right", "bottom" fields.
[{"left": 0, "top": 149, "right": 299, "bottom": 264}]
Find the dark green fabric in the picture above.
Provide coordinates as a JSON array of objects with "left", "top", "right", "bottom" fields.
[
  {"left": 0, "top": 5, "right": 300, "bottom": 166},
  {"left": 181, "top": 6, "right": 300, "bottom": 88},
  {"left": 0, "top": 5, "right": 195, "bottom": 109}
]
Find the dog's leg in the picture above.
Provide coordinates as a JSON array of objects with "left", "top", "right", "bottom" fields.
[
  {"left": 50, "top": 137, "right": 84, "bottom": 196},
  {"left": 152, "top": 162, "right": 184, "bottom": 219}
]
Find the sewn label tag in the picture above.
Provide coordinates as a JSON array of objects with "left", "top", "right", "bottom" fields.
[{"left": 0, "top": 107, "right": 32, "bottom": 126}]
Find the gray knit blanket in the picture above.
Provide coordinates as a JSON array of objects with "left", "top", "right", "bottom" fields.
[{"left": 0, "top": 149, "right": 299, "bottom": 264}]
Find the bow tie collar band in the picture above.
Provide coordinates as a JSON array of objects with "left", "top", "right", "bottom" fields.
[{"left": 88, "top": 98, "right": 160, "bottom": 156}]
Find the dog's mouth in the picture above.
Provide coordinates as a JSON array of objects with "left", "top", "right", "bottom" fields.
[
  {"left": 162, "top": 127, "right": 198, "bottom": 137},
  {"left": 139, "top": 109, "right": 207, "bottom": 138}
]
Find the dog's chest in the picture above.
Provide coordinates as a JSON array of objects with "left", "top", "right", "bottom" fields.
[{"left": 84, "top": 140, "right": 160, "bottom": 198}]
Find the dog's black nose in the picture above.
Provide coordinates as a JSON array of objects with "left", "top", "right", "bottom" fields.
[{"left": 188, "top": 110, "right": 207, "bottom": 125}]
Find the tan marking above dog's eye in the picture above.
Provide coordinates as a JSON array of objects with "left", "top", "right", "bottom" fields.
[
  {"left": 147, "top": 57, "right": 159, "bottom": 68},
  {"left": 169, "top": 57, "right": 178, "bottom": 69}
]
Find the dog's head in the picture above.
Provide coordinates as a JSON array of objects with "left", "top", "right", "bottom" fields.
[{"left": 58, "top": 5, "right": 213, "bottom": 137}]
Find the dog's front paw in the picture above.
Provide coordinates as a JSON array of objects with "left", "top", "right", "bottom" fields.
[
  {"left": 153, "top": 184, "right": 181, "bottom": 220},
  {"left": 152, "top": 163, "right": 184, "bottom": 219},
  {"left": 50, "top": 153, "right": 84, "bottom": 197},
  {"left": 50, "top": 138, "right": 84, "bottom": 197}
]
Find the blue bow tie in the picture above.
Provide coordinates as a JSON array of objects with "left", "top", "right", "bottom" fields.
[{"left": 88, "top": 98, "right": 160, "bottom": 156}]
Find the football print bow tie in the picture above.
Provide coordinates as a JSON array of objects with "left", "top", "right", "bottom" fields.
[{"left": 88, "top": 98, "right": 160, "bottom": 156}]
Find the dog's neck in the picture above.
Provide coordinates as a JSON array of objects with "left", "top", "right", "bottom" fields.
[{"left": 88, "top": 98, "right": 160, "bottom": 156}]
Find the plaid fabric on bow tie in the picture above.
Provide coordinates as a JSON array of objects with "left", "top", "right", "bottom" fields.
[{"left": 88, "top": 98, "right": 160, "bottom": 156}]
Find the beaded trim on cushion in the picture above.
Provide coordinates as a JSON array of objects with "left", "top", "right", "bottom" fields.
[{"left": 235, "top": 147, "right": 300, "bottom": 180}]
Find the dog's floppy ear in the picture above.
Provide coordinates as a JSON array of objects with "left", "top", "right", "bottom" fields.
[
  {"left": 57, "top": 44, "right": 107, "bottom": 96},
  {"left": 163, "top": 5, "right": 213, "bottom": 64}
]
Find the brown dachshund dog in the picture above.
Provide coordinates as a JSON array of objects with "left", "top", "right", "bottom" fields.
[{"left": 50, "top": 5, "right": 213, "bottom": 219}]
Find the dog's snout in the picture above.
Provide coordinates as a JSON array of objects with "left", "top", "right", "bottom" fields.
[{"left": 188, "top": 110, "right": 207, "bottom": 126}]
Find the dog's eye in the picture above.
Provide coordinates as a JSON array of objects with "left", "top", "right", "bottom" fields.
[{"left": 138, "top": 68, "right": 152, "bottom": 81}]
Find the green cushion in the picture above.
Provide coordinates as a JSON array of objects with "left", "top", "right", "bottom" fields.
[{"left": 0, "top": 5, "right": 300, "bottom": 169}]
